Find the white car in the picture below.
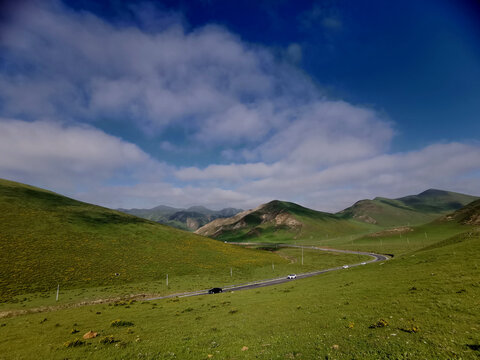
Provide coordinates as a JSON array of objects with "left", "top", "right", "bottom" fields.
[
  {"left": 361, "top": 262, "right": 367, "bottom": 265},
  {"left": 287, "top": 274, "right": 297, "bottom": 279},
  {"left": 342, "top": 265, "right": 349, "bottom": 269}
]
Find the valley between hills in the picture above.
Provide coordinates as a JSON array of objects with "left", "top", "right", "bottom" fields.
[{"left": 0, "top": 178, "right": 479, "bottom": 359}]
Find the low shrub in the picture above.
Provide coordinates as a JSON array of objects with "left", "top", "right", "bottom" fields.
[
  {"left": 400, "top": 324, "right": 420, "bottom": 333},
  {"left": 369, "top": 319, "right": 389, "bottom": 328},
  {"left": 100, "top": 335, "right": 117, "bottom": 344},
  {"left": 111, "top": 319, "right": 134, "bottom": 327},
  {"left": 64, "top": 338, "right": 85, "bottom": 347}
]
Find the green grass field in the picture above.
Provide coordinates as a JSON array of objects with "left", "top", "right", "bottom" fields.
[
  {"left": 301, "top": 221, "right": 474, "bottom": 257},
  {"left": 1, "top": 227, "right": 478, "bottom": 359}
]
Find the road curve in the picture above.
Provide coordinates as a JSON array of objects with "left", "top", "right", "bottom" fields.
[{"left": 146, "top": 244, "right": 389, "bottom": 302}]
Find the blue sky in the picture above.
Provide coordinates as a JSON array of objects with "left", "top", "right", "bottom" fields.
[{"left": 0, "top": 0, "right": 479, "bottom": 211}]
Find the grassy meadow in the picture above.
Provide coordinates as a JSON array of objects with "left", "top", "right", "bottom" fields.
[
  {"left": 0, "top": 226, "right": 478, "bottom": 359},
  {"left": 300, "top": 221, "right": 474, "bottom": 257}
]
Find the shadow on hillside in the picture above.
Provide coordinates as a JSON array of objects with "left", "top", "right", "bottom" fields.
[{"left": 70, "top": 211, "right": 148, "bottom": 226}]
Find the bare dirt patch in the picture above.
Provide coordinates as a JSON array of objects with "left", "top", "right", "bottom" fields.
[{"left": 367, "top": 226, "right": 413, "bottom": 238}]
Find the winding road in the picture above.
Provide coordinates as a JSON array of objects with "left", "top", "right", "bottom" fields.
[
  {"left": 0, "top": 245, "right": 389, "bottom": 319},
  {"left": 146, "top": 244, "right": 390, "bottom": 302}
]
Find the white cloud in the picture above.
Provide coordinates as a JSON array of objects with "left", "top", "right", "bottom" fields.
[
  {"left": 0, "top": 0, "right": 370, "bottom": 151},
  {"left": 174, "top": 142, "right": 480, "bottom": 212},
  {"left": 76, "top": 182, "right": 266, "bottom": 211},
  {"left": 251, "top": 101, "right": 393, "bottom": 165},
  {"left": 176, "top": 162, "right": 282, "bottom": 182},
  {"left": 0, "top": 2, "right": 280, "bottom": 138},
  {"left": 0, "top": 118, "right": 165, "bottom": 192}
]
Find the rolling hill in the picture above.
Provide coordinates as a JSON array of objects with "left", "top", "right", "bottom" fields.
[
  {"left": 195, "top": 200, "right": 375, "bottom": 242},
  {"left": 0, "top": 179, "right": 278, "bottom": 300},
  {"left": 337, "top": 189, "right": 478, "bottom": 227},
  {"left": 118, "top": 205, "right": 242, "bottom": 231},
  {"left": 196, "top": 189, "right": 479, "bottom": 243}
]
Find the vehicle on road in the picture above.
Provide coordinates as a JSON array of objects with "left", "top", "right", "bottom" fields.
[
  {"left": 287, "top": 274, "right": 297, "bottom": 279},
  {"left": 208, "top": 287, "right": 223, "bottom": 294},
  {"left": 343, "top": 265, "right": 349, "bottom": 269},
  {"left": 361, "top": 262, "right": 366, "bottom": 265}
]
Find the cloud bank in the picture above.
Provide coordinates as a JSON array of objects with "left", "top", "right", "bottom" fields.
[{"left": 0, "top": 1, "right": 479, "bottom": 211}]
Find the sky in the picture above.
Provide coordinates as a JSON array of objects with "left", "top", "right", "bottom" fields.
[{"left": 0, "top": 0, "right": 479, "bottom": 212}]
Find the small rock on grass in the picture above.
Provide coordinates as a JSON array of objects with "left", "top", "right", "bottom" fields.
[{"left": 83, "top": 330, "right": 98, "bottom": 339}]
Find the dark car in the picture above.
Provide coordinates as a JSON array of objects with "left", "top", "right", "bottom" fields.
[{"left": 208, "top": 287, "right": 223, "bottom": 294}]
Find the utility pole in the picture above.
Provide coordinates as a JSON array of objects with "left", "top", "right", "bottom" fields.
[
  {"left": 56, "top": 284, "right": 59, "bottom": 301},
  {"left": 166, "top": 274, "right": 168, "bottom": 287},
  {"left": 272, "top": 262, "right": 274, "bottom": 271},
  {"left": 301, "top": 247, "right": 304, "bottom": 265},
  {"left": 230, "top": 267, "right": 232, "bottom": 277}
]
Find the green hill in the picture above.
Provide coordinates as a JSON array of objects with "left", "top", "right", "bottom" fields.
[
  {"left": 0, "top": 179, "right": 278, "bottom": 300},
  {"left": 338, "top": 189, "right": 478, "bottom": 227},
  {"left": 195, "top": 200, "right": 374, "bottom": 242}
]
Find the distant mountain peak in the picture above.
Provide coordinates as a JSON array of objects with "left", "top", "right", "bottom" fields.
[
  {"left": 187, "top": 205, "right": 210, "bottom": 212},
  {"left": 417, "top": 189, "right": 450, "bottom": 197},
  {"left": 118, "top": 204, "right": 243, "bottom": 231}
]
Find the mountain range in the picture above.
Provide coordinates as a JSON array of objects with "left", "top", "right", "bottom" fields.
[
  {"left": 117, "top": 205, "right": 242, "bottom": 231},
  {"left": 195, "top": 189, "right": 479, "bottom": 242}
]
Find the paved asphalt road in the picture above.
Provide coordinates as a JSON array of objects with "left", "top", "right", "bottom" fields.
[{"left": 146, "top": 244, "right": 389, "bottom": 302}]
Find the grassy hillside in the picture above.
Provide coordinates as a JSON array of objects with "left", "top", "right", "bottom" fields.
[
  {"left": 441, "top": 198, "right": 480, "bottom": 225},
  {"left": 314, "top": 197, "right": 480, "bottom": 257},
  {"left": 338, "top": 189, "right": 478, "bottom": 227},
  {"left": 0, "top": 179, "right": 282, "bottom": 300},
  {"left": 196, "top": 200, "right": 375, "bottom": 243},
  {"left": 1, "top": 213, "right": 478, "bottom": 359}
]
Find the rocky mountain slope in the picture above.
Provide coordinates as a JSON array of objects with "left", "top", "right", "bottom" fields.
[{"left": 195, "top": 200, "right": 372, "bottom": 242}]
